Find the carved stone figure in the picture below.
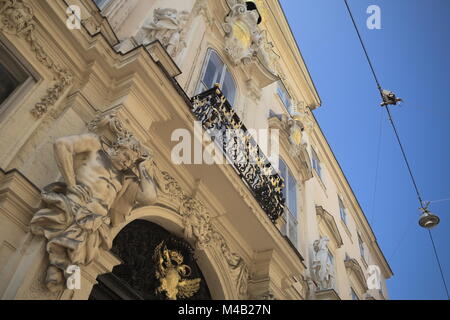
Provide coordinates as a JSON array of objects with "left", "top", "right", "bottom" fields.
[
  {"left": 137, "top": 8, "right": 189, "bottom": 57},
  {"left": 223, "top": 3, "right": 261, "bottom": 66},
  {"left": 287, "top": 118, "right": 304, "bottom": 157},
  {"left": 311, "top": 237, "right": 334, "bottom": 290},
  {"left": 154, "top": 241, "right": 201, "bottom": 300},
  {"left": 30, "top": 111, "right": 160, "bottom": 292},
  {"left": 222, "top": 3, "right": 279, "bottom": 76}
]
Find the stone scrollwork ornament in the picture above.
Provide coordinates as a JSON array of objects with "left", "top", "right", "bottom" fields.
[
  {"left": 223, "top": 3, "right": 261, "bottom": 66},
  {"left": 180, "top": 197, "right": 213, "bottom": 250},
  {"left": 30, "top": 110, "right": 161, "bottom": 292},
  {"left": 287, "top": 117, "right": 305, "bottom": 158},
  {"left": 192, "top": 0, "right": 213, "bottom": 27},
  {"left": 290, "top": 102, "right": 314, "bottom": 133},
  {"left": 287, "top": 103, "right": 314, "bottom": 181},
  {"left": 0, "top": 0, "right": 34, "bottom": 34},
  {"left": 157, "top": 171, "right": 249, "bottom": 298},
  {"left": 222, "top": 2, "right": 279, "bottom": 76},
  {"left": 136, "top": 7, "right": 190, "bottom": 57},
  {"left": 217, "top": 234, "right": 249, "bottom": 298}
]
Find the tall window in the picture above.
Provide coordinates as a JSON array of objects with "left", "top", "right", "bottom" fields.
[
  {"left": 94, "top": 0, "right": 111, "bottom": 9},
  {"left": 279, "top": 159, "right": 298, "bottom": 247},
  {"left": 311, "top": 147, "right": 322, "bottom": 179},
  {"left": 277, "top": 81, "right": 291, "bottom": 109},
  {"left": 198, "top": 49, "right": 236, "bottom": 105},
  {"left": 358, "top": 234, "right": 365, "bottom": 262},
  {"left": 0, "top": 42, "right": 31, "bottom": 111},
  {"left": 351, "top": 288, "right": 359, "bottom": 300},
  {"left": 339, "top": 196, "right": 347, "bottom": 225}
]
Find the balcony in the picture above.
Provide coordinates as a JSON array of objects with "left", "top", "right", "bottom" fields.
[{"left": 191, "top": 86, "right": 285, "bottom": 222}]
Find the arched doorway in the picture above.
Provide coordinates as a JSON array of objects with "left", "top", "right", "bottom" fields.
[{"left": 89, "top": 219, "right": 212, "bottom": 300}]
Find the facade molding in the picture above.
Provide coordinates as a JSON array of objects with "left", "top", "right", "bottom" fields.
[
  {"left": 310, "top": 117, "right": 393, "bottom": 278},
  {"left": 315, "top": 205, "right": 343, "bottom": 248},
  {"left": 344, "top": 257, "right": 368, "bottom": 292},
  {"left": 0, "top": 0, "right": 392, "bottom": 300}
]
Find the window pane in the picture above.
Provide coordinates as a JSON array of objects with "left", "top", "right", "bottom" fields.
[
  {"left": 288, "top": 171, "right": 297, "bottom": 217},
  {"left": 312, "top": 148, "right": 322, "bottom": 178},
  {"left": 358, "top": 235, "right": 365, "bottom": 259},
  {"left": 277, "top": 81, "right": 291, "bottom": 109},
  {"left": 0, "top": 43, "right": 29, "bottom": 107},
  {"left": 339, "top": 197, "right": 347, "bottom": 224},
  {"left": 94, "top": 0, "right": 110, "bottom": 9},
  {"left": 351, "top": 288, "right": 359, "bottom": 300},
  {"left": 202, "top": 51, "right": 223, "bottom": 89},
  {"left": 288, "top": 216, "right": 298, "bottom": 247},
  {"left": 222, "top": 70, "right": 236, "bottom": 105},
  {"left": 279, "top": 159, "right": 287, "bottom": 203},
  {"left": 0, "top": 62, "right": 19, "bottom": 105},
  {"left": 279, "top": 159, "right": 287, "bottom": 188}
]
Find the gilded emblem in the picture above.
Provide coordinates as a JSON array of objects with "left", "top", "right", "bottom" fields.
[{"left": 154, "top": 241, "right": 201, "bottom": 300}]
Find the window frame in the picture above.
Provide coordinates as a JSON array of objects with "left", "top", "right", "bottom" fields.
[
  {"left": 276, "top": 80, "right": 292, "bottom": 110},
  {"left": 338, "top": 196, "right": 348, "bottom": 225},
  {"left": 94, "top": 0, "right": 111, "bottom": 10},
  {"left": 327, "top": 248, "right": 336, "bottom": 289},
  {"left": 0, "top": 37, "right": 38, "bottom": 121},
  {"left": 358, "top": 233, "right": 366, "bottom": 262},
  {"left": 351, "top": 287, "right": 360, "bottom": 300},
  {"left": 197, "top": 48, "right": 237, "bottom": 106},
  {"left": 311, "top": 147, "right": 322, "bottom": 179},
  {"left": 279, "top": 158, "right": 299, "bottom": 248}
]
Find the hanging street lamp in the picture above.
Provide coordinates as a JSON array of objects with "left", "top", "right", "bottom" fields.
[{"left": 418, "top": 203, "right": 440, "bottom": 229}]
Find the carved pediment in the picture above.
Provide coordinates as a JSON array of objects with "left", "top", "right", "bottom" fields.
[
  {"left": 344, "top": 258, "right": 368, "bottom": 291},
  {"left": 268, "top": 114, "right": 313, "bottom": 182},
  {"left": 315, "top": 206, "right": 343, "bottom": 248}
]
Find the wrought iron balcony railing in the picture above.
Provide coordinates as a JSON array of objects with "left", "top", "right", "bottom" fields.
[{"left": 191, "top": 86, "right": 285, "bottom": 222}]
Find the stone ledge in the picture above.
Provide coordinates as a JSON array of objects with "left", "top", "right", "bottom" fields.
[{"left": 0, "top": 168, "right": 41, "bottom": 231}]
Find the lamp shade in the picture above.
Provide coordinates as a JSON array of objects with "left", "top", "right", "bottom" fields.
[{"left": 418, "top": 210, "right": 440, "bottom": 229}]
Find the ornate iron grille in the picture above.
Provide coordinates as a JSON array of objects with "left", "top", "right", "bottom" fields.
[
  {"left": 191, "top": 86, "right": 285, "bottom": 222},
  {"left": 90, "top": 220, "right": 212, "bottom": 300}
]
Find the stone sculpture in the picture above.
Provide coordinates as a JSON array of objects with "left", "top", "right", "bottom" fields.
[
  {"left": 30, "top": 111, "right": 160, "bottom": 292},
  {"left": 137, "top": 7, "right": 189, "bottom": 57},
  {"left": 311, "top": 236, "right": 334, "bottom": 290}
]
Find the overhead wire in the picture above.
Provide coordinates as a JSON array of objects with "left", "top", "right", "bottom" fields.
[{"left": 343, "top": 0, "right": 449, "bottom": 300}]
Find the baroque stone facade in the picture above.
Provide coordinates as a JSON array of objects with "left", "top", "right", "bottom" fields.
[{"left": 0, "top": 0, "right": 392, "bottom": 300}]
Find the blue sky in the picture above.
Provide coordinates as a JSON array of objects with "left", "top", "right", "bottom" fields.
[{"left": 280, "top": 0, "right": 450, "bottom": 299}]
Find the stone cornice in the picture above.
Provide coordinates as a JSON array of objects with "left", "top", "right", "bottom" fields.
[
  {"left": 0, "top": 168, "right": 41, "bottom": 231},
  {"left": 268, "top": 114, "right": 313, "bottom": 182},
  {"left": 315, "top": 205, "right": 343, "bottom": 248},
  {"left": 315, "top": 288, "right": 341, "bottom": 300},
  {"left": 344, "top": 258, "right": 368, "bottom": 291},
  {"left": 263, "top": 0, "right": 321, "bottom": 109}
]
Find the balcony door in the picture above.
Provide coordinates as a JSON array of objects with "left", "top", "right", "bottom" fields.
[{"left": 197, "top": 49, "right": 236, "bottom": 106}]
